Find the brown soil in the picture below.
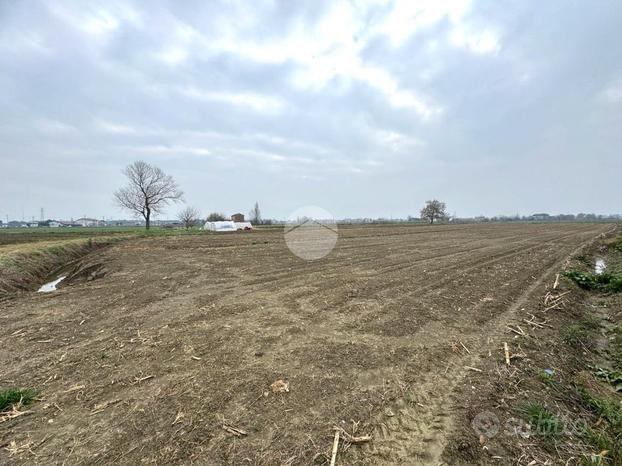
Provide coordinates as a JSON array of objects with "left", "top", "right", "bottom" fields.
[
  {"left": 443, "top": 229, "right": 622, "bottom": 466},
  {"left": 0, "top": 223, "right": 613, "bottom": 465}
]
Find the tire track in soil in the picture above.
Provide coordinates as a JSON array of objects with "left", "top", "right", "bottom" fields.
[
  {"left": 236, "top": 236, "right": 536, "bottom": 307},
  {"left": 345, "top": 225, "right": 609, "bottom": 465},
  {"left": 224, "top": 227, "right": 555, "bottom": 289},
  {"left": 273, "top": 229, "right": 588, "bottom": 323},
  {"left": 205, "top": 226, "right": 595, "bottom": 309},
  {"left": 138, "top": 228, "right": 601, "bottom": 464}
]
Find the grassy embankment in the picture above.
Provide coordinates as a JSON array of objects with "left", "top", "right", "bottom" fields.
[
  {"left": 513, "top": 234, "right": 622, "bottom": 465},
  {"left": 0, "top": 227, "right": 207, "bottom": 294}
]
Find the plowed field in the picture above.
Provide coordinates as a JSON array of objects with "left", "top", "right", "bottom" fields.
[{"left": 0, "top": 223, "right": 611, "bottom": 465}]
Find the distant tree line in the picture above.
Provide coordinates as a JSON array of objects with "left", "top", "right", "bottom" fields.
[
  {"left": 108, "top": 163, "right": 619, "bottom": 230},
  {"left": 458, "top": 213, "right": 619, "bottom": 223},
  {"left": 113, "top": 161, "right": 274, "bottom": 230}
]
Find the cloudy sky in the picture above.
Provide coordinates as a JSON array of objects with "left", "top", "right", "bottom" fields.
[{"left": 1, "top": 0, "right": 621, "bottom": 221}]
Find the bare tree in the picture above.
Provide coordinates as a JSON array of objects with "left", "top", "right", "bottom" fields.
[
  {"left": 420, "top": 199, "right": 447, "bottom": 224},
  {"left": 114, "top": 160, "right": 183, "bottom": 230},
  {"left": 206, "top": 212, "right": 226, "bottom": 221},
  {"left": 249, "top": 202, "right": 261, "bottom": 224},
  {"left": 178, "top": 206, "right": 200, "bottom": 229}
]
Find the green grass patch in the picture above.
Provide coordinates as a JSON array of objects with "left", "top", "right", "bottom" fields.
[
  {"left": 537, "top": 369, "right": 559, "bottom": 388},
  {"left": 581, "top": 430, "right": 616, "bottom": 466},
  {"left": 564, "top": 270, "right": 622, "bottom": 293},
  {"left": 563, "top": 324, "right": 592, "bottom": 348},
  {"left": 611, "top": 327, "right": 622, "bottom": 371},
  {"left": 519, "top": 403, "right": 564, "bottom": 437},
  {"left": 578, "top": 387, "right": 622, "bottom": 426},
  {"left": 0, "top": 254, "right": 20, "bottom": 270},
  {"left": 0, "top": 226, "right": 207, "bottom": 248},
  {"left": 592, "top": 367, "right": 622, "bottom": 392},
  {"left": 573, "top": 252, "right": 593, "bottom": 266},
  {"left": 0, "top": 388, "right": 37, "bottom": 412},
  {"left": 577, "top": 386, "right": 622, "bottom": 464}
]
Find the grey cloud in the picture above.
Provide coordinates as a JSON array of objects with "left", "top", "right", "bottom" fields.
[{"left": 1, "top": 0, "right": 621, "bottom": 221}]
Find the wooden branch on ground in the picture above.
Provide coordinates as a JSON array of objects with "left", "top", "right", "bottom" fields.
[
  {"left": 330, "top": 429, "right": 340, "bottom": 466},
  {"left": 131, "top": 375, "right": 154, "bottom": 385},
  {"left": 544, "top": 290, "right": 570, "bottom": 305},
  {"left": 524, "top": 314, "right": 552, "bottom": 329},
  {"left": 222, "top": 424, "right": 247, "bottom": 437},
  {"left": 334, "top": 427, "right": 372, "bottom": 444},
  {"left": 507, "top": 325, "right": 525, "bottom": 336},
  {"left": 0, "top": 406, "right": 32, "bottom": 424},
  {"left": 465, "top": 366, "right": 482, "bottom": 373},
  {"left": 544, "top": 301, "right": 563, "bottom": 312},
  {"left": 504, "top": 342, "right": 510, "bottom": 366}
]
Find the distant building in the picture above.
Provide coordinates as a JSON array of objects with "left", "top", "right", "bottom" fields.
[
  {"left": 39, "top": 220, "right": 62, "bottom": 227},
  {"left": 532, "top": 213, "right": 550, "bottom": 221},
  {"left": 231, "top": 213, "right": 245, "bottom": 222},
  {"left": 27, "top": 222, "right": 39, "bottom": 228},
  {"left": 105, "top": 219, "right": 143, "bottom": 227},
  {"left": 75, "top": 217, "right": 104, "bottom": 227}
]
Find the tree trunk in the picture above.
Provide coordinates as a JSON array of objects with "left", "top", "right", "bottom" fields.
[{"left": 145, "top": 207, "right": 151, "bottom": 230}]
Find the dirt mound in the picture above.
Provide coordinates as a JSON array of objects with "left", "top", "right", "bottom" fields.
[{"left": 65, "top": 261, "right": 109, "bottom": 284}]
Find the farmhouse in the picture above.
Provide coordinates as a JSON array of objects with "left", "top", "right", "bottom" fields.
[{"left": 231, "top": 213, "right": 244, "bottom": 222}]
